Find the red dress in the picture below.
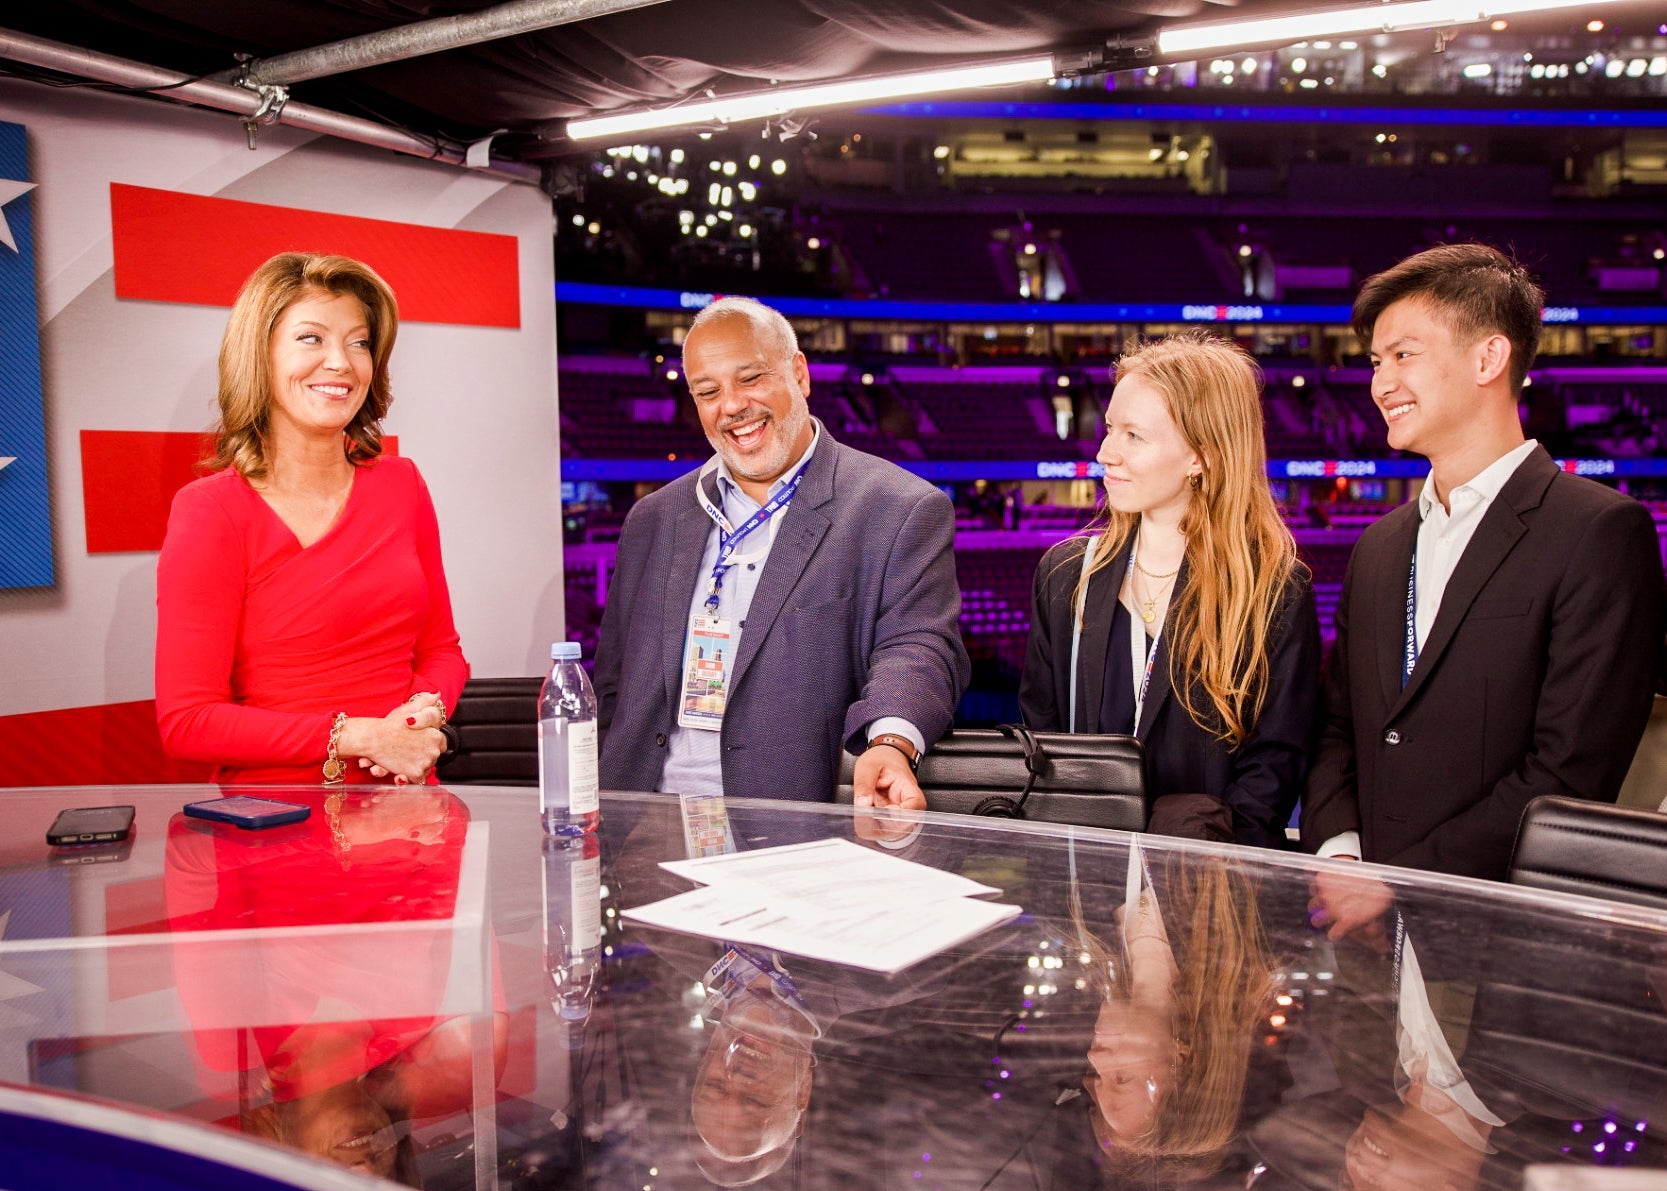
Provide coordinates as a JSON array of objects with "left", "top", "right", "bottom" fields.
[{"left": 155, "top": 455, "right": 468, "bottom": 783}]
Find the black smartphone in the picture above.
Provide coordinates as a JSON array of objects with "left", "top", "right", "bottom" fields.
[
  {"left": 183, "top": 795, "right": 311, "bottom": 830},
  {"left": 48, "top": 839, "right": 134, "bottom": 866},
  {"left": 46, "top": 805, "right": 135, "bottom": 846}
]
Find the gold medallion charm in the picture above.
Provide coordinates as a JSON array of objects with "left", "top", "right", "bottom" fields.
[
  {"left": 322, "top": 756, "right": 345, "bottom": 783},
  {"left": 1140, "top": 602, "right": 1157, "bottom": 625}
]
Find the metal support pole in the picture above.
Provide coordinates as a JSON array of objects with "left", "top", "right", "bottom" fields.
[
  {"left": 228, "top": 0, "right": 674, "bottom": 85},
  {"left": 0, "top": 26, "right": 541, "bottom": 183}
]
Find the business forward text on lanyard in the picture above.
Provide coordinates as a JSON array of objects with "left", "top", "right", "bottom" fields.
[
  {"left": 696, "top": 465, "right": 806, "bottom": 613},
  {"left": 1403, "top": 550, "right": 1418, "bottom": 689}
]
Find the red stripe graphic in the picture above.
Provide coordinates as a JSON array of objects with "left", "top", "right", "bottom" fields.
[
  {"left": 0, "top": 700, "right": 212, "bottom": 787},
  {"left": 110, "top": 183, "right": 520, "bottom": 327},
  {"left": 81, "top": 430, "right": 397, "bottom": 554}
]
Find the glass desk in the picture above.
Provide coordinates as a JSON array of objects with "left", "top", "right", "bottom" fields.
[{"left": 2, "top": 784, "right": 1666, "bottom": 1191}]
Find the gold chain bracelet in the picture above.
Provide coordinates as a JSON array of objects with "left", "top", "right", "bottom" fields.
[{"left": 323, "top": 712, "right": 347, "bottom": 784}]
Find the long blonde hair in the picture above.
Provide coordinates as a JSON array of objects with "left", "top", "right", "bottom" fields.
[
  {"left": 1076, "top": 856, "right": 1278, "bottom": 1182},
  {"left": 1074, "top": 333, "right": 1302, "bottom": 745},
  {"left": 208, "top": 252, "right": 400, "bottom": 481}
]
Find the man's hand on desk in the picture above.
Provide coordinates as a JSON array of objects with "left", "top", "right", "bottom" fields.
[
  {"left": 853, "top": 804, "right": 926, "bottom": 848},
  {"left": 1308, "top": 862, "right": 1395, "bottom": 953},
  {"left": 852, "top": 745, "right": 927, "bottom": 811}
]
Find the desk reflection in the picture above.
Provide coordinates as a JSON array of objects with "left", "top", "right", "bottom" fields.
[
  {"left": 9, "top": 786, "right": 1667, "bottom": 1191},
  {"left": 164, "top": 788, "right": 506, "bottom": 1184},
  {"left": 1255, "top": 869, "right": 1667, "bottom": 1191}
]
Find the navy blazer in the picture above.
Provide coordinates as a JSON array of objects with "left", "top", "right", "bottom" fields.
[
  {"left": 1302, "top": 446, "right": 1666, "bottom": 880},
  {"left": 595, "top": 428, "right": 970, "bottom": 801},
  {"left": 1019, "top": 533, "right": 1321, "bottom": 849}
]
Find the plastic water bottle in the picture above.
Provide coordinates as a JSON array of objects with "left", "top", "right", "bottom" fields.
[
  {"left": 542, "top": 833, "right": 601, "bottom": 1032},
  {"left": 538, "top": 641, "right": 600, "bottom": 836}
]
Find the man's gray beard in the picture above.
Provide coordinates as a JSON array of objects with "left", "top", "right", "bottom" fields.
[{"left": 710, "top": 401, "right": 811, "bottom": 482}]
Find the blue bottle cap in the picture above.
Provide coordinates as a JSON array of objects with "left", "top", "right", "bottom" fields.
[{"left": 551, "top": 642, "right": 583, "bottom": 661}]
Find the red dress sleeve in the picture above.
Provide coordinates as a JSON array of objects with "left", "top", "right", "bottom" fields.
[
  {"left": 154, "top": 476, "right": 336, "bottom": 767},
  {"left": 404, "top": 465, "right": 469, "bottom": 710}
]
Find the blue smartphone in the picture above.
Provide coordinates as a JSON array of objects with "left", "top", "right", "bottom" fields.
[{"left": 183, "top": 795, "right": 311, "bottom": 830}]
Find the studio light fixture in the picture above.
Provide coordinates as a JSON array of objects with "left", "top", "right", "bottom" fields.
[
  {"left": 1157, "top": 0, "right": 1635, "bottom": 56},
  {"left": 566, "top": 55, "right": 1055, "bottom": 140}
]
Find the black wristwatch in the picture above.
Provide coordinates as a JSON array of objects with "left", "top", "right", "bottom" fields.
[{"left": 437, "top": 723, "right": 461, "bottom": 766}]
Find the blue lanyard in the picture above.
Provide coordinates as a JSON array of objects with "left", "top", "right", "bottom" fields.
[
  {"left": 704, "top": 944, "right": 811, "bottom": 1018},
  {"left": 698, "top": 466, "right": 805, "bottom": 613},
  {"left": 1403, "top": 548, "right": 1418, "bottom": 689}
]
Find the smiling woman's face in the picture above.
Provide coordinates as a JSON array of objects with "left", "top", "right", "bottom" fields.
[
  {"left": 278, "top": 1078, "right": 399, "bottom": 1179},
  {"left": 1086, "top": 997, "right": 1178, "bottom": 1140},
  {"left": 1096, "top": 373, "right": 1201, "bottom": 524}
]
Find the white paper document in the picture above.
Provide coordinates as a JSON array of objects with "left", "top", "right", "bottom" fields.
[{"left": 624, "top": 837, "right": 1023, "bottom": 973}]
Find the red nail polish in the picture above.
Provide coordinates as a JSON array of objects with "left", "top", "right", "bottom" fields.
[{"left": 406, "top": 716, "right": 416, "bottom": 726}]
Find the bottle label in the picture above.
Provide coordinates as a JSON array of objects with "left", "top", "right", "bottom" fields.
[
  {"left": 567, "top": 720, "right": 600, "bottom": 815},
  {"left": 571, "top": 853, "right": 602, "bottom": 946}
]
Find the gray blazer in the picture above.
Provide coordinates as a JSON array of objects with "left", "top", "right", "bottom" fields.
[
  {"left": 595, "top": 429, "right": 970, "bottom": 801},
  {"left": 1302, "top": 446, "right": 1666, "bottom": 879}
]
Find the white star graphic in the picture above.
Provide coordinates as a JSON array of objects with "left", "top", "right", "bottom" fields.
[
  {"left": 0, "top": 177, "right": 37, "bottom": 252},
  {"left": 0, "top": 458, "right": 14, "bottom": 472}
]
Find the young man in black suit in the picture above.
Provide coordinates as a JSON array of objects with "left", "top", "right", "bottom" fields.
[{"left": 1302, "top": 243, "right": 1665, "bottom": 882}]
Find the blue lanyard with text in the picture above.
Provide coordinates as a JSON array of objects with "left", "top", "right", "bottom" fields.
[
  {"left": 705, "top": 944, "right": 806, "bottom": 1008},
  {"left": 697, "top": 466, "right": 805, "bottom": 613},
  {"left": 1403, "top": 548, "right": 1418, "bottom": 689},
  {"left": 1124, "top": 548, "right": 1163, "bottom": 731}
]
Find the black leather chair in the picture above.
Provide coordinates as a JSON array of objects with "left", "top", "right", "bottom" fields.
[
  {"left": 835, "top": 726, "right": 1146, "bottom": 831},
  {"left": 1508, "top": 794, "right": 1667, "bottom": 910},
  {"left": 435, "top": 677, "right": 542, "bottom": 786}
]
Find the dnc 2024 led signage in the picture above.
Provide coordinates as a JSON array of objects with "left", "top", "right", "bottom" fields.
[{"left": 558, "top": 281, "right": 1665, "bottom": 328}]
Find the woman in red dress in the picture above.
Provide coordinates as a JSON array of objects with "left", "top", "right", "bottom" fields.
[{"left": 156, "top": 252, "right": 467, "bottom": 784}]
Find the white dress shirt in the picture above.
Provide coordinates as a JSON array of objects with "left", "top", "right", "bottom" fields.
[
  {"left": 1411, "top": 439, "right": 1539, "bottom": 652},
  {"left": 1316, "top": 440, "right": 1539, "bottom": 860}
]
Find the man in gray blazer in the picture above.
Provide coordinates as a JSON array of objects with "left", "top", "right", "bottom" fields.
[
  {"left": 594, "top": 296, "right": 969, "bottom": 806},
  {"left": 1302, "top": 243, "right": 1665, "bottom": 882}
]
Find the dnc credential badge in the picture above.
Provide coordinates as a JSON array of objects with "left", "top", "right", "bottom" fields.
[
  {"left": 678, "top": 613, "right": 733, "bottom": 730},
  {"left": 0, "top": 119, "right": 52, "bottom": 588}
]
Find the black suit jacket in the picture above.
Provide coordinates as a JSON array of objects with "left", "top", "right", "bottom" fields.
[
  {"left": 1302, "top": 446, "right": 1666, "bottom": 880},
  {"left": 594, "top": 427, "right": 970, "bottom": 801},
  {"left": 1019, "top": 532, "right": 1321, "bottom": 849}
]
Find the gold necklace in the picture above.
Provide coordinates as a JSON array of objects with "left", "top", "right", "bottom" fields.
[
  {"left": 1134, "top": 568, "right": 1175, "bottom": 625},
  {"left": 1134, "top": 559, "right": 1180, "bottom": 581}
]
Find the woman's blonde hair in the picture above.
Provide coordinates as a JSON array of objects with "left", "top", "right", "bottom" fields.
[
  {"left": 208, "top": 252, "right": 399, "bottom": 480},
  {"left": 1075, "top": 332, "right": 1303, "bottom": 745},
  {"left": 1076, "top": 856, "right": 1278, "bottom": 1183}
]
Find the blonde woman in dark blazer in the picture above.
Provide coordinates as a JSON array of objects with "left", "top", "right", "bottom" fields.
[{"left": 1020, "top": 333, "right": 1320, "bottom": 847}]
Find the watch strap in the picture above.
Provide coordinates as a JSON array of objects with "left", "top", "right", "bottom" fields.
[{"left": 867, "top": 732, "right": 920, "bottom": 772}]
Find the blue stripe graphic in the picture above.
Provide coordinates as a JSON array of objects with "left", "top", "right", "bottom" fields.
[{"left": 0, "top": 118, "right": 53, "bottom": 588}]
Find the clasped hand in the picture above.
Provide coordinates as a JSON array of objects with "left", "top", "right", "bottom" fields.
[{"left": 337, "top": 693, "right": 448, "bottom": 784}]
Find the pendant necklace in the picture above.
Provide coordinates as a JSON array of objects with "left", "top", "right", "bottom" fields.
[
  {"left": 1133, "top": 542, "right": 1180, "bottom": 625},
  {"left": 1135, "top": 570, "right": 1175, "bottom": 625}
]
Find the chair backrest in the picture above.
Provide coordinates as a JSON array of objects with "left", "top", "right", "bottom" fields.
[
  {"left": 1616, "top": 694, "right": 1667, "bottom": 812},
  {"left": 1508, "top": 794, "right": 1667, "bottom": 910},
  {"left": 436, "top": 676, "right": 542, "bottom": 786},
  {"left": 835, "top": 727, "right": 1146, "bottom": 831}
]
